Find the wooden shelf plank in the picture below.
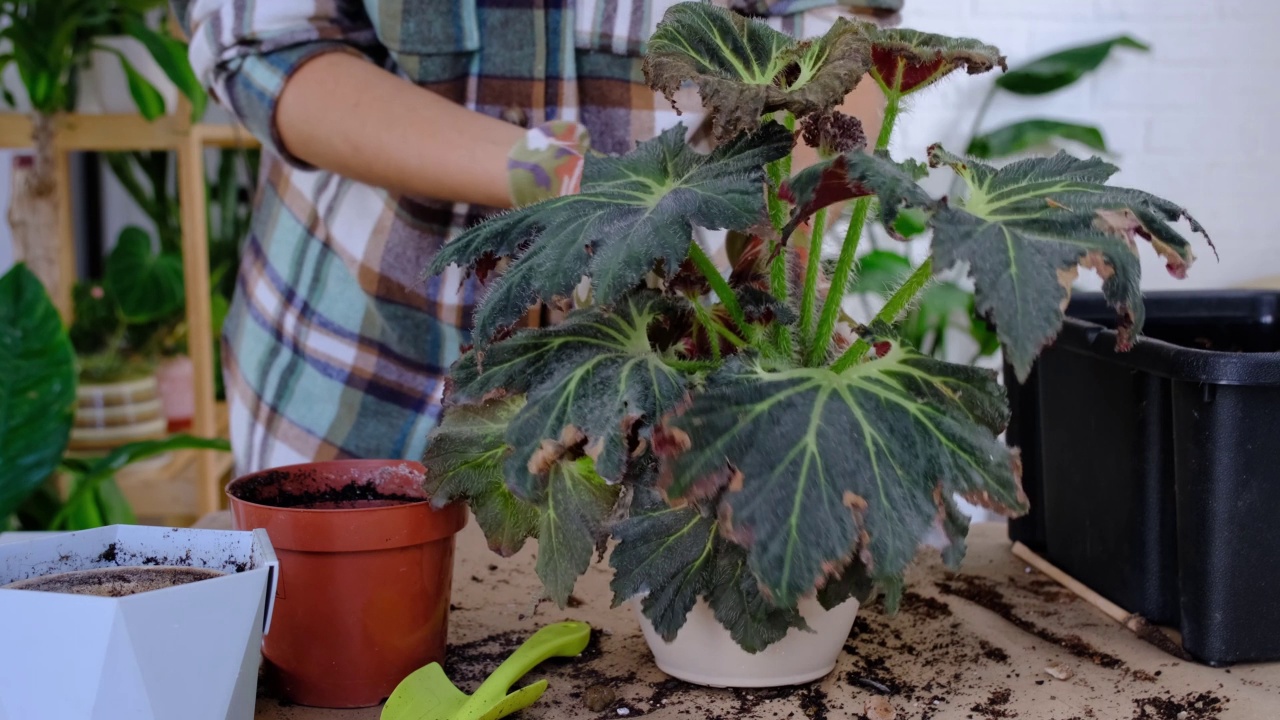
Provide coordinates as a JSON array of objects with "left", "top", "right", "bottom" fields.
[
  {"left": 116, "top": 447, "right": 235, "bottom": 521},
  {"left": 194, "top": 123, "right": 260, "bottom": 148},
  {"left": 0, "top": 113, "right": 258, "bottom": 151},
  {"left": 113, "top": 402, "right": 233, "bottom": 523}
]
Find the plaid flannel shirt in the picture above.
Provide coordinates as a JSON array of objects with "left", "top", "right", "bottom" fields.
[{"left": 177, "top": 0, "right": 903, "bottom": 474}]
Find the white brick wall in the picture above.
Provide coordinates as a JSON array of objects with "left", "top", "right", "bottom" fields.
[
  {"left": 1, "top": 3, "right": 1274, "bottom": 291},
  {"left": 895, "top": 0, "right": 1280, "bottom": 291}
]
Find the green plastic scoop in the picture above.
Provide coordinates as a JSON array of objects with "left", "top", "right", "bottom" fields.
[{"left": 380, "top": 621, "right": 592, "bottom": 720}]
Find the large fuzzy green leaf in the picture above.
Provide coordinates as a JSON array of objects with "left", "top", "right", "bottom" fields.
[
  {"left": 430, "top": 123, "right": 792, "bottom": 340},
  {"left": 997, "top": 36, "right": 1149, "bottom": 96},
  {"left": 925, "top": 146, "right": 1211, "bottom": 380},
  {"left": 449, "top": 295, "right": 685, "bottom": 494},
  {"left": 105, "top": 226, "right": 184, "bottom": 323},
  {"left": 423, "top": 399, "right": 618, "bottom": 605},
  {"left": 0, "top": 264, "right": 76, "bottom": 522},
  {"left": 609, "top": 486, "right": 806, "bottom": 652},
  {"left": 659, "top": 346, "right": 1024, "bottom": 607},
  {"left": 423, "top": 397, "right": 540, "bottom": 556},
  {"left": 644, "top": 3, "right": 872, "bottom": 139},
  {"left": 537, "top": 457, "right": 620, "bottom": 606},
  {"left": 868, "top": 28, "right": 1005, "bottom": 95}
]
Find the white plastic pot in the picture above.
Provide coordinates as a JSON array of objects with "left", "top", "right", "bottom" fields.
[
  {"left": 632, "top": 595, "right": 860, "bottom": 688},
  {"left": 0, "top": 525, "right": 278, "bottom": 720}
]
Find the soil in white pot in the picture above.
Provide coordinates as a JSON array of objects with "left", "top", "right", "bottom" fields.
[{"left": 3, "top": 566, "right": 225, "bottom": 597}]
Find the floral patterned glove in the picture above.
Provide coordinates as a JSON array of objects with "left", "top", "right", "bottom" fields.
[{"left": 507, "top": 121, "right": 591, "bottom": 207}]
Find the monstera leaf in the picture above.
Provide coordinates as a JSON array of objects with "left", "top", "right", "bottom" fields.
[
  {"left": 423, "top": 397, "right": 540, "bottom": 556},
  {"left": 924, "top": 146, "right": 1211, "bottom": 379},
  {"left": 645, "top": 3, "right": 872, "bottom": 139},
  {"left": 105, "top": 226, "right": 184, "bottom": 323},
  {"left": 658, "top": 346, "right": 1024, "bottom": 607},
  {"left": 448, "top": 295, "right": 685, "bottom": 494},
  {"left": 610, "top": 486, "right": 806, "bottom": 652},
  {"left": 423, "top": 400, "right": 619, "bottom": 605},
  {"left": 0, "top": 264, "right": 76, "bottom": 522},
  {"left": 868, "top": 28, "right": 1005, "bottom": 95},
  {"left": 429, "top": 122, "right": 792, "bottom": 340}
]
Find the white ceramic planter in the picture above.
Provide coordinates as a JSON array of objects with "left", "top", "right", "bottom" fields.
[
  {"left": 632, "top": 595, "right": 860, "bottom": 688},
  {"left": 0, "top": 525, "right": 278, "bottom": 720}
]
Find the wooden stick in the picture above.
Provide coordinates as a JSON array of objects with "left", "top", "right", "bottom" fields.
[
  {"left": 1012, "top": 542, "right": 1192, "bottom": 661},
  {"left": 1012, "top": 542, "right": 1131, "bottom": 624}
]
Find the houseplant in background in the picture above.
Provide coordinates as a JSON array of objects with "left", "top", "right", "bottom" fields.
[
  {"left": 104, "top": 145, "right": 260, "bottom": 417},
  {"left": 0, "top": 0, "right": 204, "bottom": 303},
  {"left": 1, "top": 262, "right": 229, "bottom": 532},
  {"left": 420, "top": 2, "right": 1211, "bottom": 688},
  {"left": 68, "top": 225, "right": 185, "bottom": 453}
]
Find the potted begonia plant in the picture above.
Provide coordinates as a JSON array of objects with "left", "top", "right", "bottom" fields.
[{"left": 421, "top": 2, "right": 1211, "bottom": 688}]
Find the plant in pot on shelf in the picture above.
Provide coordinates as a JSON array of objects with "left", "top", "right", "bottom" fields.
[
  {"left": 68, "top": 225, "right": 187, "bottom": 454},
  {"left": 105, "top": 145, "right": 261, "bottom": 421},
  {"left": 2, "top": 262, "right": 230, "bottom": 533},
  {"left": 0, "top": 0, "right": 205, "bottom": 305},
  {"left": 419, "top": 2, "right": 1212, "bottom": 688}
]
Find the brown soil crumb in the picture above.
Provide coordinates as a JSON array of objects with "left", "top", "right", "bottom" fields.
[
  {"left": 797, "top": 685, "right": 829, "bottom": 720},
  {"left": 978, "top": 640, "right": 1010, "bottom": 664},
  {"left": 1023, "top": 577, "right": 1077, "bottom": 603},
  {"left": 1130, "top": 669, "right": 1158, "bottom": 683},
  {"left": 584, "top": 684, "right": 617, "bottom": 712},
  {"left": 1132, "top": 692, "right": 1227, "bottom": 719},
  {"left": 937, "top": 574, "right": 1126, "bottom": 670},
  {"left": 899, "top": 591, "right": 953, "bottom": 620},
  {"left": 970, "top": 687, "right": 1014, "bottom": 719}
]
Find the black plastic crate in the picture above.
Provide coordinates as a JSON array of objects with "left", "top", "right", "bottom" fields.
[{"left": 1007, "top": 290, "right": 1280, "bottom": 665}]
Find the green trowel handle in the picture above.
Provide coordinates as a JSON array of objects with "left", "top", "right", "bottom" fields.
[{"left": 470, "top": 621, "right": 591, "bottom": 705}]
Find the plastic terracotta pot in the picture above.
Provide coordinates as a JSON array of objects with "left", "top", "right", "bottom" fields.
[
  {"left": 632, "top": 595, "right": 860, "bottom": 688},
  {"left": 226, "top": 460, "right": 467, "bottom": 708}
]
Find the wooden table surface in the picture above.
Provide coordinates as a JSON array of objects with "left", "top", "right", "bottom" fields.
[{"left": 221, "top": 514, "right": 1277, "bottom": 720}]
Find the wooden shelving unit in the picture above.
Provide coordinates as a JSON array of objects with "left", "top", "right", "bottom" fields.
[{"left": 1, "top": 108, "right": 259, "bottom": 520}]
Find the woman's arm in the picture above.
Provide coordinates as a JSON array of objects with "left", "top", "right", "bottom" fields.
[
  {"left": 276, "top": 52, "right": 524, "bottom": 208},
  {"left": 179, "top": 0, "right": 522, "bottom": 208}
]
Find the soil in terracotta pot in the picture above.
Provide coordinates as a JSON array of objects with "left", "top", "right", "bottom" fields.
[
  {"left": 229, "top": 463, "right": 429, "bottom": 510},
  {"left": 3, "top": 566, "right": 225, "bottom": 597}
]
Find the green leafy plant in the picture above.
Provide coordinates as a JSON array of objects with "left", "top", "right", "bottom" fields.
[
  {"left": 966, "top": 35, "right": 1148, "bottom": 160},
  {"left": 421, "top": 3, "right": 1211, "bottom": 652},
  {"left": 70, "top": 226, "right": 185, "bottom": 382},
  {"left": 844, "top": 35, "right": 1151, "bottom": 363},
  {"left": 1, "top": 263, "right": 230, "bottom": 531},
  {"left": 0, "top": 0, "right": 204, "bottom": 303},
  {"left": 102, "top": 146, "right": 258, "bottom": 394}
]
